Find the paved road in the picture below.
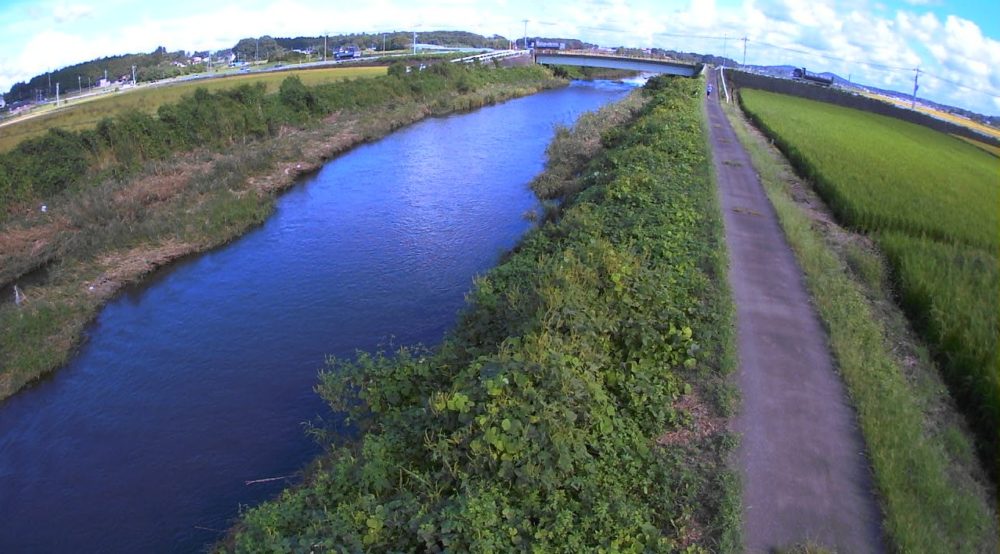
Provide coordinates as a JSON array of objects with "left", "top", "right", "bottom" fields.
[{"left": 705, "top": 69, "right": 884, "bottom": 553}]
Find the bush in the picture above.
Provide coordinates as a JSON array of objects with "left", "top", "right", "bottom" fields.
[
  {"left": 279, "top": 76, "right": 319, "bottom": 116},
  {"left": 9, "top": 127, "right": 91, "bottom": 196}
]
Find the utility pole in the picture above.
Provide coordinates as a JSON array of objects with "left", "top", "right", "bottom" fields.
[
  {"left": 131, "top": 65, "right": 136, "bottom": 86},
  {"left": 911, "top": 68, "right": 920, "bottom": 109},
  {"left": 55, "top": 82, "right": 59, "bottom": 105},
  {"left": 382, "top": 33, "right": 386, "bottom": 52},
  {"left": 413, "top": 30, "right": 417, "bottom": 54},
  {"left": 324, "top": 32, "right": 328, "bottom": 61},
  {"left": 522, "top": 19, "right": 528, "bottom": 50},
  {"left": 78, "top": 75, "right": 82, "bottom": 94},
  {"left": 742, "top": 36, "right": 748, "bottom": 67}
]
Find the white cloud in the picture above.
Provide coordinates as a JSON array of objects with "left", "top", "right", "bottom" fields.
[
  {"left": 0, "top": 0, "right": 997, "bottom": 115},
  {"left": 53, "top": 3, "right": 94, "bottom": 23}
]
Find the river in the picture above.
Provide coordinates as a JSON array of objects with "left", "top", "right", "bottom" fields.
[{"left": 0, "top": 79, "right": 637, "bottom": 552}]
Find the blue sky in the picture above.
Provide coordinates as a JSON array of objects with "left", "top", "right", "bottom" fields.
[{"left": 0, "top": 0, "right": 997, "bottom": 115}]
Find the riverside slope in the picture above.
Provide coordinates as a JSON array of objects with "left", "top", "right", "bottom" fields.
[{"left": 705, "top": 70, "right": 884, "bottom": 553}]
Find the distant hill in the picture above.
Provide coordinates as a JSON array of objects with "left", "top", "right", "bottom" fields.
[{"left": 3, "top": 47, "right": 213, "bottom": 104}]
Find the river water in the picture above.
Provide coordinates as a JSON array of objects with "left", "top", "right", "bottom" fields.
[{"left": 0, "top": 80, "right": 636, "bottom": 552}]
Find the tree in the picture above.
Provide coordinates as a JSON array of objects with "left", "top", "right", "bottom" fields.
[{"left": 233, "top": 36, "right": 284, "bottom": 63}]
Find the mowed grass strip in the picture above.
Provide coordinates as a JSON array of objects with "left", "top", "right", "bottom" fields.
[
  {"left": 739, "top": 89, "right": 999, "bottom": 479},
  {"left": 0, "top": 66, "right": 386, "bottom": 152},
  {"left": 722, "top": 99, "right": 997, "bottom": 553}
]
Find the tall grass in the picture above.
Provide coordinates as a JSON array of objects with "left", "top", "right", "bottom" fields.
[{"left": 739, "top": 89, "right": 999, "bottom": 479}]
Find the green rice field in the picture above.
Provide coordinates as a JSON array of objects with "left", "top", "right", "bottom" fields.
[
  {"left": 0, "top": 65, "right": 386, "bottom": 153},
  {"left": 740, "top": 89, "right": 999, "bottom": 472}
]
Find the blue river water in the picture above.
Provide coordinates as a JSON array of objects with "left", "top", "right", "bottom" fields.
[{"left": 0, "top": 80, "right": 637, "bottom": 552}]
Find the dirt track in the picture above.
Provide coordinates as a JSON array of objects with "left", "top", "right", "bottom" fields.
[{"left": 706, "top": 69, "right": 884, "bottom": 553}]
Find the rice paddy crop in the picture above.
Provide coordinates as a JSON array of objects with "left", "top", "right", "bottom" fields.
[{"left": 740, "top": 88, "right": 1000, "bottom": 473}]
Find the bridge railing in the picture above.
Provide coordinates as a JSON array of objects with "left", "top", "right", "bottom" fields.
[
  {"left": 452, "top": 50, "right": 525, "bottom": 64},
  {"left": 533, "top": 49, "right": 690, "bottom": 66}
]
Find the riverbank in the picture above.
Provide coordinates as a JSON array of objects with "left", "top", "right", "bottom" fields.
[
  {"left": 0, "top": 64, "right": 565, "bottom": 401},
  {"left": 222, "top": 75, "right": 739, "bottom": 551}
]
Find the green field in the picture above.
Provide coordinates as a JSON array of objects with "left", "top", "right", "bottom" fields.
[
  {"left": 740, "top": 89, "right": 1000, "bottom": 473},
  {"left": 0, "top": 66, "right": 386, "bottom": 152}
]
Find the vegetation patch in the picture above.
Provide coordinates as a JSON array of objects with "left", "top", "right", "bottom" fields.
[
  {"left": 547, "top": 64, "right": 638, "bottom": 81},
  {"left": 0, "top": 64, "right": 564, "bottom": 400},
  {"left": 738, "top": 89, "right": 1000, "bottom": 479},
  {"left": 0, "top": 66, "right": 388, "bottom": 153},
  {"left": 723, "top": 95, "right": 998, "bottom": 552},
  {"left": 222, "top": 75, "right": 739, "bottom": 552}
]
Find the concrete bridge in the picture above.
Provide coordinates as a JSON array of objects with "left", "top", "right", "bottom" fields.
[{"left": 533, "top": 50, "right": 702, "bottom": 77}]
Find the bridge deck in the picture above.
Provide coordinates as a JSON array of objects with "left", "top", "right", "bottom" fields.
[{"left": 534, "top": 51, "right": 701, "bottom": 77}]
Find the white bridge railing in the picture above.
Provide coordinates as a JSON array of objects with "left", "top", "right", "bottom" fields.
[{"left": 452, "top": 50, "right": 525, "bottom": 64}]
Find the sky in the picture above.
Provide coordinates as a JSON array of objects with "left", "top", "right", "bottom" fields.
[{"left": 0, "top": 0, "right": 998, "bottom": 115}]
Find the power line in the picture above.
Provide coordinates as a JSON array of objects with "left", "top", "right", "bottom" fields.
[
  {"left": 920, "top": 70, "right": 999, "bottom": 97},
  {"left": 750, "top": 39, "right": 999, "bottom": 98}
]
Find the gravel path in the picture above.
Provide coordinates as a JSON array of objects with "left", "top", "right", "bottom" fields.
[{"left": 705, "top": 69, "right": 884, "bottom": 553}]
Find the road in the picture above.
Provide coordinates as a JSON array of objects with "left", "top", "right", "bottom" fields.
[{"left": 705, "top": 68, "right": 885, "bottom": 553}]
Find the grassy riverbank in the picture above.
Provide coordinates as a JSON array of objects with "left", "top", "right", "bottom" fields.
[
  {"left": 723, "top": 94, "right": 997, "bottom": 552},
  {"left": 221, "top": 75, "right": 739, "bottom": 551},
  {"left": 738, "top": 90, "right": 999, "bottom": 482},
  {"left": 0, "top": 63, "right": 564, "bottom": 401}
]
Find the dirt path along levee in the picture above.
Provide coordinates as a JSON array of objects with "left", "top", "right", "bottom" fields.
[{"left": 705, "top": 69, "right": 884, "bottom": 553}]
